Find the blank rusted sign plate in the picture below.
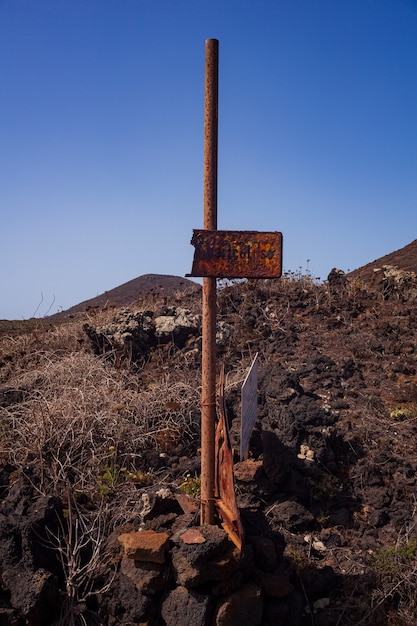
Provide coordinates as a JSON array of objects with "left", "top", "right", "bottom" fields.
[
  {"left": 241, "top": 353, "right": 259, "bottom": 461},
  {"left": 188, "top": 230, "right": 282, "bottom": 278}
]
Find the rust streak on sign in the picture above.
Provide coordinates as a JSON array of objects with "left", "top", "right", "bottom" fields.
[
  {"left": 215, "top": 366, "right": 244, "bottom": 550},
  {"left": 188, "top": 230, "right": 282, "bottom": 279}
]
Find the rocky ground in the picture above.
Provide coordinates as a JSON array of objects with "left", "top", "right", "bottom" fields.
[{"left": 1, "top": 265, "right": 417, "bottom": 625}]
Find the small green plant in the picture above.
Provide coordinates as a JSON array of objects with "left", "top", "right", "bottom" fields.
[
  {"left": 399, "top": 542, "right": 417, "bottom": 560},
  {"left": 389, "top": 406, "right": 417, "bottom": 421},
  {"left": 98, "top": 446, "right": 123, "bottom": 497},
  {"left": 371, "top": 542, "right": 417, "bottom": 581},
  {"left": 285, "top": 547, "right": 309, "bottom": 573},
  {"left": 372, "top": 546, "right": 399, "bottom": 579},
  {"left": 316, "top": 510, "right": 330, "bottom": 527},
  {"left": 126, "top": 468, "right": 154, "bottom": 487},
  {"left": 309, "top": 473, "right": 340, "bottom": 503},
  {"left": 179, "top": 473, "right": 201, "bottom": 497}
]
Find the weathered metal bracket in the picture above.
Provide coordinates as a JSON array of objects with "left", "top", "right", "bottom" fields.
[{"left": 215, "top": 366, "right": 244, "bottom": 550}]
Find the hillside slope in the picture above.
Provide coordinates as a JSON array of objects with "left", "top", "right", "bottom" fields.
[
  {"left": 1, "top": 240, "right": 417, "bottom": 624},
  {"left": 50, "top": 273, "right": 200, "bottom": 319},
  {"left": 349, "top": 238, "right": 417, "bottom": 279},
  {"left": 1, "top": 268, "right": 417, "bottom": 624}
]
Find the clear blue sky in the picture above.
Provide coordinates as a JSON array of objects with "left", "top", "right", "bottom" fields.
[{"left": 1, "top": 0, "right": 416, "bottom": 319}]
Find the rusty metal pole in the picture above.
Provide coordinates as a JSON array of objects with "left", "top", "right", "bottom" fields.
[{"left": 201, "top": 38, "right": 218, "bottom": 525}]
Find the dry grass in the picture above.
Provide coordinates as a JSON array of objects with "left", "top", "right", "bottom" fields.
[
  {"left": 3, "top": 276, "right": 417, "bottom": 625},
  {"left": 0, "top": 306, "right": 203, "bottom": 623},
  {"left": 0, "top": 310, "right": 201, "bottom": 501}
]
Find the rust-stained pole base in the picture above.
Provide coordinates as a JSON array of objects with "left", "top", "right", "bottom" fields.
[
  {"left": 201, "top": 276, "right": 216, "bottom": 524},
  {"left": 201, "top": 38, "right": 219, "bottom": 525}
]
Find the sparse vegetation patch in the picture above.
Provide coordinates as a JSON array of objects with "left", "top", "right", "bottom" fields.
[{"left": 1, "top": 268, "right": 417, "bottom": 624}]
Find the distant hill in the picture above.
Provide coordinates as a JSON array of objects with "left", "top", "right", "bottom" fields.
[
  {"left": 349, "top": 239, "right": 417, "bottom": 281},
  {"left": 50, "top": 274, "right": 201, "bottom": 319},
  {"left": 49, "top": 239, "right": 417, "bottom": 319}
]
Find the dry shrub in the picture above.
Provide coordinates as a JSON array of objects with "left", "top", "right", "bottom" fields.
[
  {"left": 0, "top": 319, "right": 86, "bottom": 383},
  {"left": 357, "top": 512, "right": 417, "bottom": 626},
  {"left": 0, "top": 314, "right": 201, "bottom": 501}
]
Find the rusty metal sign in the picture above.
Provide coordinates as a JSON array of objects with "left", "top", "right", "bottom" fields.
[
  {"left": 188, "top": 230, "right": 283, "bottom": 278},
  {"left": 215, "top": 366, "right": 244, "bottom": 550}
]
